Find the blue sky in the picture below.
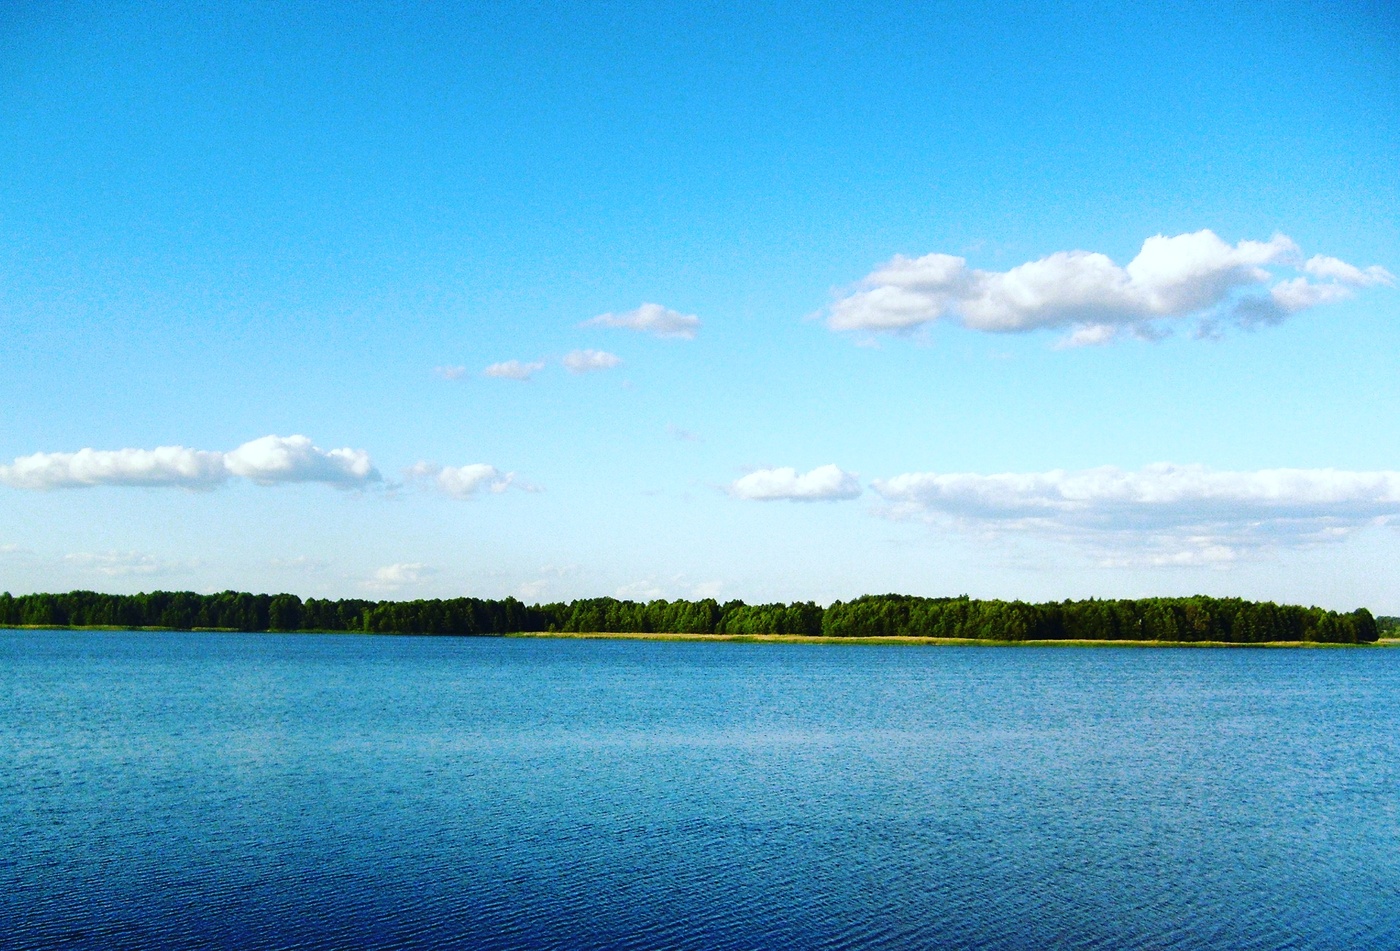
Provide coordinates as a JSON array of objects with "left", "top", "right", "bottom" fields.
[{"left": 2, "top": 1, "right": 1397, "bottom": 610}]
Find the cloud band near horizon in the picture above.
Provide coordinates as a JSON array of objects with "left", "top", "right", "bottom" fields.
[
  {"left": 729, "top": 461, "right": 1400, "bottom": 564},
  {"left": 871, "top": 463, "right": 1400, "bottom": 564}
]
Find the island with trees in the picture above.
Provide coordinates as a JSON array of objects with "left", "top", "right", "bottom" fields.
[{"left": 0, "top": 590, "right": 1385, "bottom": 644}]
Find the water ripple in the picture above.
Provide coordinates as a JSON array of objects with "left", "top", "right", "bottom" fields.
[{"left": 2, "top": 632, "right": 1398, "bottom": 949}]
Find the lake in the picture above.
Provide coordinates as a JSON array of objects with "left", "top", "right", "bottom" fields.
[{"left": 2, "top": 631, "right": 1397, "bottom": 949}]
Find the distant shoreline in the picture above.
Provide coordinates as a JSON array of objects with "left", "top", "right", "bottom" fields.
[
  {"left": 6, "top": 592, "right": 1385, "bottom": 644},
  {"left": 508, "top": 631, "right": 1400, "bottom": 648},
  {"left": 5, "top": 625, "right": 1398, "bottom": 647}
]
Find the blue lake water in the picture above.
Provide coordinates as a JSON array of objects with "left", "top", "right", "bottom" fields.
[{"left": 2, "top": 631, "right": 1398, "bottom": 950}]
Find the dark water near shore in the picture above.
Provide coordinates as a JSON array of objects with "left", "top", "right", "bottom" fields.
[{"left": 2, "top": 631, "right": 1398, "bottom": 950}]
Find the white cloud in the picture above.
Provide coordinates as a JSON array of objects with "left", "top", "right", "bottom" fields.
[
  {"left": 730, "top": 464, "right": 863, "bottom": 502},
  {"left": 269, "top": 556, "right": 327, "bottom": 572},
  {"left": 615, "top": 579, "right": 668, "bottom": 600},
  {"left": 63, "top": 551, "right": 169, "bottom": 577},
  {"left": 872, "top": 464, "right": 1400, "bottom": 564},
  {"left": 1056, "top": 324, "right": 1122, "bottom": 348},
  {"left": 408, "top": 462, "right": 517, "bottom": 498},
  {"left": 562, "top": 349, "right": 623, "bottom": 373},
  {"left": 827, "top": 230, "right": 1391, "bottom": 343},
  {"left": 583, "top": 302, "right": 701, "bottom": 340},
  {"left": 367, "top": 562, "right": 436, "bottom": 590},
  {"left": 223, "top": 435, "right": 379, "bottom": 487},
  {"left": 434, "top": 365, "right": 468, "bottom": 380},
  {"left": 517, "top": 578, "right": 551, "bottom": 600},
  {"left": 0, "top": 446, "right": 227, "bottom": 490},
  {"left": 1235, "top": 278, "right": 1355, "bottom": 327},
  {"left": 516, "top": 564, "right": 580, "bottom": 601},
  {"left": 0, "top": 435, "right": 380, "bottom": 491},
  {"left": 483, "top": 359, "right": 546, "bottom": 381},
  {"left": 1303, "top": 255, "right": 1395, "bottom": 287}
]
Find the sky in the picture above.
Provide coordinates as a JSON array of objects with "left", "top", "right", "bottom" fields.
[{"left": 1, "top": 0, "right": 1398, "bottom": 611}]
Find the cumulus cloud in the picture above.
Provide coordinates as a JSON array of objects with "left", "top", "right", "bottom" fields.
[
  {"left": 367, "top": 562, "right": 436, "bottom": 590},
  {"left": 483, "top": 359, "right": 546, "bottom": 381},
  {"left": 562, "top": 349, "right": 623, "bottom": 373},
  {"left": 434, "top": 365, "right": 468, "bottom": 380},
  {"left": 0, "top": 446, "right": 228, "bottom": 490},
  {"left": 872, "top": 464, "right": 1400, "bottom": 564},
  {"left": 0, "top": 436, "right": 380, "bottom": 491},
  {"left": 827, "top": 230, "right": 1392, "bottom": 344},
  {"left": 583, "top": 303, "right": 701, "bottom": 340},
  {"left": 407, "top": 462, "right": 518, "bottom": 498},
  {"left": 223, "top": 435, "right": 379, "bottom": 486},
  {"left": 1303, "top": 255, "right": 1395, "bottom": 287},
  {"left": 730, "top": 464, "right": 862, "bottom": 502}
]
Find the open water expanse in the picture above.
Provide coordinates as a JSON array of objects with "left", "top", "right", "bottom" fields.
[{"left": 2, "top": 631, "right": 1398, "bottom": 950}]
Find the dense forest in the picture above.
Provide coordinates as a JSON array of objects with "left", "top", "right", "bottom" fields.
[{"left": 0, "top": 590, "right": 1382, "bottom": 643}]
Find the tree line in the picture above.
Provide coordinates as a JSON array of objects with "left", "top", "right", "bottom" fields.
[{"left": 0, "top": 590, "right": 1380, "bottom": 643}]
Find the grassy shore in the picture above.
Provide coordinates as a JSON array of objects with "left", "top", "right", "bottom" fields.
[{"left": 4, "top": 624, "right": 242, "bottom": 632}]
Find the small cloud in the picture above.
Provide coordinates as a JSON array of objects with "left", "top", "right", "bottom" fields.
[
  {"left": 483, "top": 359, "right": 546, "bottom": 381},
  {"left": 666, "top": 423, "right": 700, "bottom": 442},
  {"left": 517, "top": 564, "right": 579, "bottom": 600},
  {"left": 730, "top": 464, "right": 863, "bottom": 502},
  {"left": 1193, "top": 319, "right": 1225, "bottom": 341},
  {"left": 434, "top": 365, "right": 468, "bottom": 380},
  {"left": 407, "top": 461, "right": 520, "bottom": 498},
  {"left": 1302, "top": 255, "right": 1394, "bottom": 287},
  {"left": 616, "top": 579, "right": 667, "bottom": 600},
  {"left": 63, "top": 551, "right": 169, "bottom": 577},
  {"left": 582, "top": 303, "right": 701, "bottom": 340},
  {"left": 689, "top": 579, "right": 724, "bottom": 599},
  {"left": 224, "top": 435, "right": 380, "bottom": 487},
  {"left": 1055, "top": 324, "right": 1120, "bottom": 349},
  {"left": 367, "top": 562, "right": 436, "bottom": 590},
  {"left": 517, "top": 579, "right": 550, "bottom": 600},
  {"left": 270, "top": 556, "right": 327, "bottom": 572},
  {"left": 562, "top": 349, "right": 623, "bottom": 374}
]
